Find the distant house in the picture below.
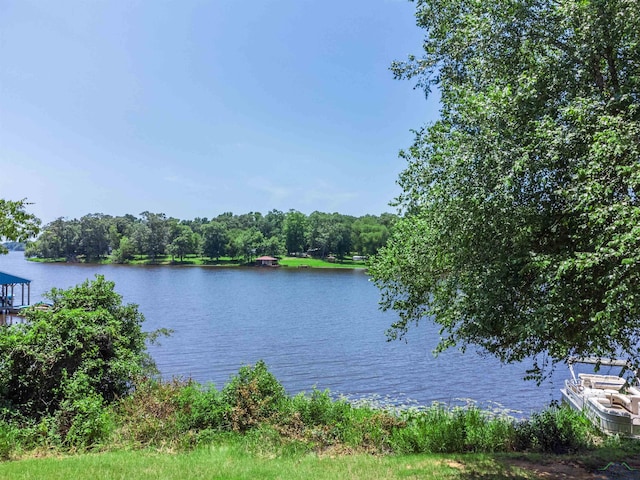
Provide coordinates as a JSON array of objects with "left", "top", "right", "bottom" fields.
[{"left": 255, "top": 256, "right": 279, "bottom": 267}]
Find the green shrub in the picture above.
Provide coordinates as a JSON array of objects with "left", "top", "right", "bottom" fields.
[
  {"left": 514, "top": 403, "right": 594, "bottom": 453},
  {"left": 56, "top": 373, "right": 114, "bottom": 448},
  {"left": 389, "top": 404, "right": 519, "bottom": 454},
  {"left": 290, "top": 389, "right": 351, "bottom": 427},
  {"left": 333, "top": 406, "right": 403, "bottom": 453},
  {"left": 175, "top": 382, "right": 228, "bottom": 432},
  {"left": 115, "top": 378, "right": 186, "bottom": 446},
  {"left": 113, "top": 378, "right": 232, "bottom": 449},
  {"left": 0, "top": 421, "right": 16, "bottom": 460},
  {"left": 0, "top": 415, "right": 61, "bottom": 458},
  {"left": 390, "top": 405, "right": 465, "bottom": 453},
  {"left": 465, "top": 410, "right": 515, "bottom": 452},
  {"left": 222, "top": 361, "right": 286, "bottom": 432},
  {"left": 0, "top": 351, "right": 599, "bottom": 458},
  {"left": 0, "top": 276, "right": 153, "bottom": 421}
]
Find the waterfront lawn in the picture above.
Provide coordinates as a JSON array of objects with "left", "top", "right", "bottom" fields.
[
  {"left": 278, "top": 256, "right": 367, "bottom": 268},
  {"left": 27, "top": 254, "right": 368, "bottom": 268},
  {"left": 122, "top": 255, "right": 367, "bottom": 268},
  {"left": 0, "top": 449, "right": 542, "bottom": 480},
  {"left": 27, "top": 257, "right": 68, "bottom": 263}
]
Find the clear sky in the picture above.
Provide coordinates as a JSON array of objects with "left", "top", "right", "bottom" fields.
[{"left": 1, "top": 0, "right": 439, "bottom": 225}]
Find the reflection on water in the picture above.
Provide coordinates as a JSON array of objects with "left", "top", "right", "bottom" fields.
[{"left": 0, "top": 252, "right": 566, "bottom": 413}]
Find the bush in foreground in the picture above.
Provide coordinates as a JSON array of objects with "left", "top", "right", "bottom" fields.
[
  {"left": 0, "top": 356, "right": 603, "bottom": 458},
  {"left": 0, "top": 276, "right": 157, "bottom": 449}
]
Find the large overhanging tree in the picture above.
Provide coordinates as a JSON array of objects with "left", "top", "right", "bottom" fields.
[
  {"left": 370, "top": 0, "right": 640, "bottom": 380},
  {"left": 0, "top": 199, "right": 40, "bottom": 254}
]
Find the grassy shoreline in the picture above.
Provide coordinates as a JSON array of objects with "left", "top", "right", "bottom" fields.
[
  {"left": 3, "top": 362, "right": 639, "bottom": 476},
  {"left": 2, "top": 363, "right": 639, "bottom": 478},
  {"left": 27, "top": 255, "right": 368, "bottom": 269}
]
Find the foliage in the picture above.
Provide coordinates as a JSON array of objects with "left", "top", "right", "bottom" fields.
[
  {"left": 390, "top": 405, "right": 516, "bottom": 454},
  {"left": 110, "top": 235, "right": 136, "bottom": 263},
  {"left": 0, "top": 198, "right": 40, "bottom": 255},
  {"left": 290, "top": 389, "right": 348, "bottom": 427},
  {"left": 222, "top": 360, "right": 287, "bottom": 432},
  {"left": 351, "top": 216, "right": 390, "bottom": 256},
  {"left": 55, "top": 372, "right": 115, "bottom": 448},
  {"left": 78, "top": 213, "right": 110, "bottom": 261},
  {"left": 283, "top": 210, "right": 307, "bottom": 254},
  {"left": 0, "top": 355, "right": 605, "bottom": 459},
  {"left": 116, "top": 377, "right": 229, "bottom": 447},
  {"left": 370, "top": 0, "right": 640, "bottom": 380},
  {"left": 166, "top": 224, "right": 198, "bottom": 262},
  {"left": 0, "top": 276, "right": 153, "bottom": 430},
  {"left": 306, "top": 211, "right": 354, "bottom": 259},
  {"left": 139, "top": 212, "right": 169, "bottom": 260},
  {"left": 27, "top": 210, "right": 395, "bottom": 263},
  {"left": 228, "top": 228, "right": 264, "bottom": 264},
  {"left": 201, "top": 221, "right": 228, "bottom": 260},
  {"left": 513, "top": 403, "right": 595, "bottom": 454}
]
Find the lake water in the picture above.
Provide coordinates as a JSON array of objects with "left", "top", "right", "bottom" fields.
[{"left": 0, "top": 251, "right": 568, "bottom": 415}]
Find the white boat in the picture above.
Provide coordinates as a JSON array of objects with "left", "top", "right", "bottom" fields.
[{"left": 560, "top": 357, "right": 640, "bottom": 438}]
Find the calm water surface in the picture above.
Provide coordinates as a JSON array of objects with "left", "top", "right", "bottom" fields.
[{"left": 0, "top": 252, "right": 567, "bottom": 414}]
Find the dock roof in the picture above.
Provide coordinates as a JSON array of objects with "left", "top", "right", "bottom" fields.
[{"left": 0, "top": 271, "right": 31, "bottom": 285}]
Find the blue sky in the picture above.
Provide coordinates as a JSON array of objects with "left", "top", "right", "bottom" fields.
[{"left": 1, "top": 0, "right": 439, "bottom": 225}]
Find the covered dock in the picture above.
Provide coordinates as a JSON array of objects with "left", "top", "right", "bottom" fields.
[
  {"left": 255, "top": 256, "right": 279, "bottom": 267},
  {"left": 0, "top": 271, "right": 31, "bottom": 314}
]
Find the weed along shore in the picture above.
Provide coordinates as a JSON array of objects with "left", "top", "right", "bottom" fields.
[{"left": 1, "top": 362, "right": 638, "bottom": 479}]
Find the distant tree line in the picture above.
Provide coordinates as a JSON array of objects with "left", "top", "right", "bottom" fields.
[
  {"left": 25, "top": 210, "right": 396, "bottom": 263},
  {"left": 1, "top": 241, "right": 26, "bottom": 252}
]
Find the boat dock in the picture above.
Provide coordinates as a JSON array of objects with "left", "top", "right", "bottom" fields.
[{"left": 0, "top": 271, "right": 32, "bottom": 315}]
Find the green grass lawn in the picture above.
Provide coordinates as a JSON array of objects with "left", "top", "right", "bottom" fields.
[
  {"left": 277, "top": 257, "right": 367, "bottom": 269},
  {"left": 27, "top": 254, "right": 368, "bottom": 269},
  {"left": 0, "top": 448, "right": 542, "bottom": 480},
  {"left": 151, "top": 255, "right": 367, "bottom": 269},
  {"left": 124, "top": 255, "right": 367, "bottom": 269}
]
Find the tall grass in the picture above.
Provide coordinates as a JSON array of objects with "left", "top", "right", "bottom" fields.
[{"left": 0, "top": 361, "right": 602, "bottom": 460}]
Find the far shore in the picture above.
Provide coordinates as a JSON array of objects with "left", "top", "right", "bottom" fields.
[{"left": 26, "top": 254, "right": 369, "bottom": 270}]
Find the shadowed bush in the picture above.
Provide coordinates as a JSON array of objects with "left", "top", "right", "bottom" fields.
[
  {"left": 391, "top": 405, "right": 518, "bottom": 454},
  {"left": 513, "top": 403, "right": 595, "bottom": 453}
]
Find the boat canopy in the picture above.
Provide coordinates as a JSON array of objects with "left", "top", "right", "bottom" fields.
[
  {"left": 0, "top": 271, "right": 31, "bottom": 286},
  {"left": 567, "top": 357, "right": 632, "bottom": 368},
  {"left": 0, "top": 271, "right": 32, "bottom": 310}
]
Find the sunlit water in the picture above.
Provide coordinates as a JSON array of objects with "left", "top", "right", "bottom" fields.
[{"left": 0, "top": 251, "right": 571, "bottom": 415}]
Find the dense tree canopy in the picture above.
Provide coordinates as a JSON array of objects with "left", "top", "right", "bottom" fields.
[
  {"left": 27, "top": 210, "right": 394, "bottom": 263},
  {"left": 370, "top": 0, "right": 640, "bottom": 379},
  {"left": 0, "top": 199, "right": 40, "bottom": 254}
]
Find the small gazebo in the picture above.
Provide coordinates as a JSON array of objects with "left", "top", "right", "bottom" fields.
[
  {"left": 255, "top": 256, "right": 279, "bottom": 267},
  {"left": 0, "top": 271, "right": 31, "bottom": 313}
]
